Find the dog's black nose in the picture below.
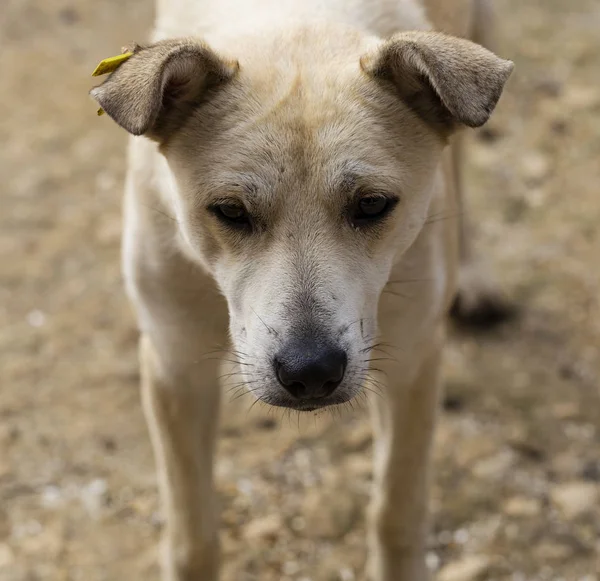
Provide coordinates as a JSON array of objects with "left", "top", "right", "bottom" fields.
[{"left": 275, "top": 340, "right": 347, "bottom": 400}]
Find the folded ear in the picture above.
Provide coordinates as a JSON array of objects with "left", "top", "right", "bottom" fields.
[
  {"left": 361, "top": 31, "right": 513, "bottom": 130},
  {"left": 90, "top": 38, "right": 238, "bottom": 139}
]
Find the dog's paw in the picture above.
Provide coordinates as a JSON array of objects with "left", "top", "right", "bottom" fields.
[
  {"left": 449, "top": 263, "right": 517, "bottom": 331},
  {"left": 450, "top": 289, "right": 516, "bottom": 330}
]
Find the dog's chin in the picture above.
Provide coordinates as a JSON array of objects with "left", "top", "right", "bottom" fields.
[{"left": 258, "top": 391, "right": 357, "bottom": 412}]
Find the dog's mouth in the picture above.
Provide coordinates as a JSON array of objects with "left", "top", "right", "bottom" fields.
[{"left": 259, "top": 391, "right": 356, "bottom": 412}]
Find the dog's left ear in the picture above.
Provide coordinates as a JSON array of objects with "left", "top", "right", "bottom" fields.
[{"left": 361, "top": 31, "right": 514, "bottom": 130}]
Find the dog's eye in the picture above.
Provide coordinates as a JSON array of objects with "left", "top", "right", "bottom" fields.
[
  {"left": 211, "top": 203, "right": 251, "bottom": 227},
  {"left": 352, "top": 195, "right": 395, "bottom": 226}
]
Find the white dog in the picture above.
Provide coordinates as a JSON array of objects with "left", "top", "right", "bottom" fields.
[{"left": 91, "top": 0, "right": 513, "bottom": 578}]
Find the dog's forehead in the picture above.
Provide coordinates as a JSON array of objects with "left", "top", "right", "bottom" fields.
[
  {"left": 171, "top": 29, "right": 440, "bottom": 201},
  {"left": 197, "top": 110, "right": 397, "bottom": 205}
]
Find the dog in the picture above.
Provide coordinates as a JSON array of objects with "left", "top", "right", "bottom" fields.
[{"left": 90, "top": 0, "right": 513, "bottom": 578}]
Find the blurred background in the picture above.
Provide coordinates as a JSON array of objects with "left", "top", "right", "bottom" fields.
[{"left": 1, "top": 0, "right": 599, "bottom": 580}]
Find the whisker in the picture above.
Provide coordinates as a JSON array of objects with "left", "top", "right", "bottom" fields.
[
  {"left": 362, "top": 384, "right": 386, "bottom": 401},
  {"left": 225, "top": 380, "right": 259, "bottom": 394},
  {"left": 353, "top": 375, "right": 386, "bottom": 395},
  {"left": 229, "top": 384, "right": 264, "bottom": 403},
  {"left": 200, "top": 347, "right": 250, "bottom": 358},
  {"left": 201, "top": 357, "right": 254, "bottom": 367},
  {"left": 382, "top": 289, "right": 415, "bottom": 299},
  {"left": 368, "top": 366, "right": 389, "bottom": 378},
  {"left": 365, "top": 357, "right": 399, "bottom": 364},
  {"left": 360, "top": 341, "right": 403, "bottom": 355},
  {"left": 252, "top": 308, "right": 279, "bottom": 337},
  {"left": 246, "top": 397, "right": 265, "bottom": 417},
  {"left": 423, "top": 210, "right": 463, "bottom": 226},
  {"left": 142, "top": 203, "right": 180, "bottom": 223},
  {"left": 218, "top": 371, "right": 247, "bottom": 381},
  {"left": 386, "top": 278, "right": 432, "bottom": 285}
]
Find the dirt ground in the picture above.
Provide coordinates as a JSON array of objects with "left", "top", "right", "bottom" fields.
[{"left": 1, "top": 0, "right": 599, "bottom": 580}]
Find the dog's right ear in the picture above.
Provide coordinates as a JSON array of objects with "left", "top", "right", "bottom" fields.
[{"left": 90, "top": 38, "right": 238, "bottom": 139}]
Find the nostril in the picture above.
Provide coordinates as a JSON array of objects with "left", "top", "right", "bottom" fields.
[
  {"left": 327, "top": 358, "right": 346, "bottom": 385},
  {"left": 275, "top": 359, "right": 297, "bottom": 388}
]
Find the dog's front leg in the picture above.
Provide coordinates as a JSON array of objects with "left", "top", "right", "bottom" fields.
[
  {"left": 367, "top": 340, "right": 442, "bottom": 581},
  {"left": 140, "top": 334, "right": 221, "bottom": 581}
]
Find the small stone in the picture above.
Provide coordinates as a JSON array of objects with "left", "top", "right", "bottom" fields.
[
  {"left": 221, "top": 530, "right": 240, "bottom": 556},
  {"left": 100, "top": 437, "right": 117, "bottom": 452},
  {"left": 550, "top": 482, "right": 599, "bottom": 519},
  {"left": 562, "top": 86, "right": 600, "bottom": 111},
  {"left": 504, "top": 496, "right": 542, "bottom": 517},
  {"left": 255, "top": 417, "right": 277, "bottom": 431},
  {"left": 454, "top": 435, "right": 497, "bottom": 467},
  {"left": 0, "top": 543, "right": 15, "bottom": 568},
  {"left": 282, "top": 561, "right": 300, "bottom": 575},
  {"left": 535, "top": 78, "right": 562, "bottom": 97},
  {"left": 244, "top": 514, "right": 283, "bottom": 541},
  {"left": 343, "top": 424, "right": 372, "bottom": 452},
  {"left": 442, "top": 394, "right": 465, "bottom": 412},
  {"left": 437, "top": 530, "right": 453, "bottom": 546},
  {"left": 552, "top": 401, "right": 580, "bottom": 419},
  {"left": 473, "top": 450, "right": 516, "bottom": 479},
  {"left": 438, "top": 555, "right": 491, "bottom": 581},
  {"left": 453, "top": 528, "right": 470, "bottom": 544},
  {"left": 520, "top": 152, "right": 550, "bottom": 184},
  {"left": 533, "top": 541, "right": 574, "bottom": 562},
  {"left": 58, "top": 7, "right": 80, "bottom": 24},
  {"left": 524, "top": 188, "right": 547, "bottom": 209},
  {"left": 581, "top": 460, "right": 600, "bottom": 482},
  {"left": 426, "top": 551, "right": 441, "bottom": 571},
  {"left": 552, "top": 452, "right": 582, "bottom": 477},
  {"left": 509, "top": 438, "right": 545, "bottom": 462},
  {"left": 131, "top": 495, "right": 155, "bottom": 518},
  {"left": 41, "top": 485, "right": 64, "bottom": 508},
  {"left": 26, "top": 310, "right": 46, "bottom": 327},
  {"left": 80, "top": 478, "right": 109, "bottom": 518},
  {"left": 13, "top": 520, "right": 42, "bottom": 539},
  {"left": 345, "top": 455, "right": 372, "bottom": 479},
  {"left": 236, "top": 478, "right": 253, "bottom": 496},
  {"left": 19, "top": 523, "right": 64, "bottom": 557},
  {"left": 550, "top": 118, "right": 568, "bottom": 135},
  {"left": 290, "top": 516, "right": 305, "bottom": 531},
  {"left": 477, "top": 126, "right": 502, "bottom": 143}
]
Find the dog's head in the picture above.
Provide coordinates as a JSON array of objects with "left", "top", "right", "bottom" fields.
[{"left": 92, "top": 27, "right": 512, "bottom": 410}]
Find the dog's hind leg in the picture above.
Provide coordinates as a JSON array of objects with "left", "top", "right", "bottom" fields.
[
  {"left": 448, "top": 134, "right": 515, "bottom": 330},
  {"left": 471, "top": 0, "right": 497, "bottom": 51},
  {"left": 367, "top": 337, "right": 443, "bottom": 581},
  {"left": 448, "top": 0, "right": 516, "bottom": 329},
  {"left": 140, "top": 333, "right": 222, "bottom": 581}
]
